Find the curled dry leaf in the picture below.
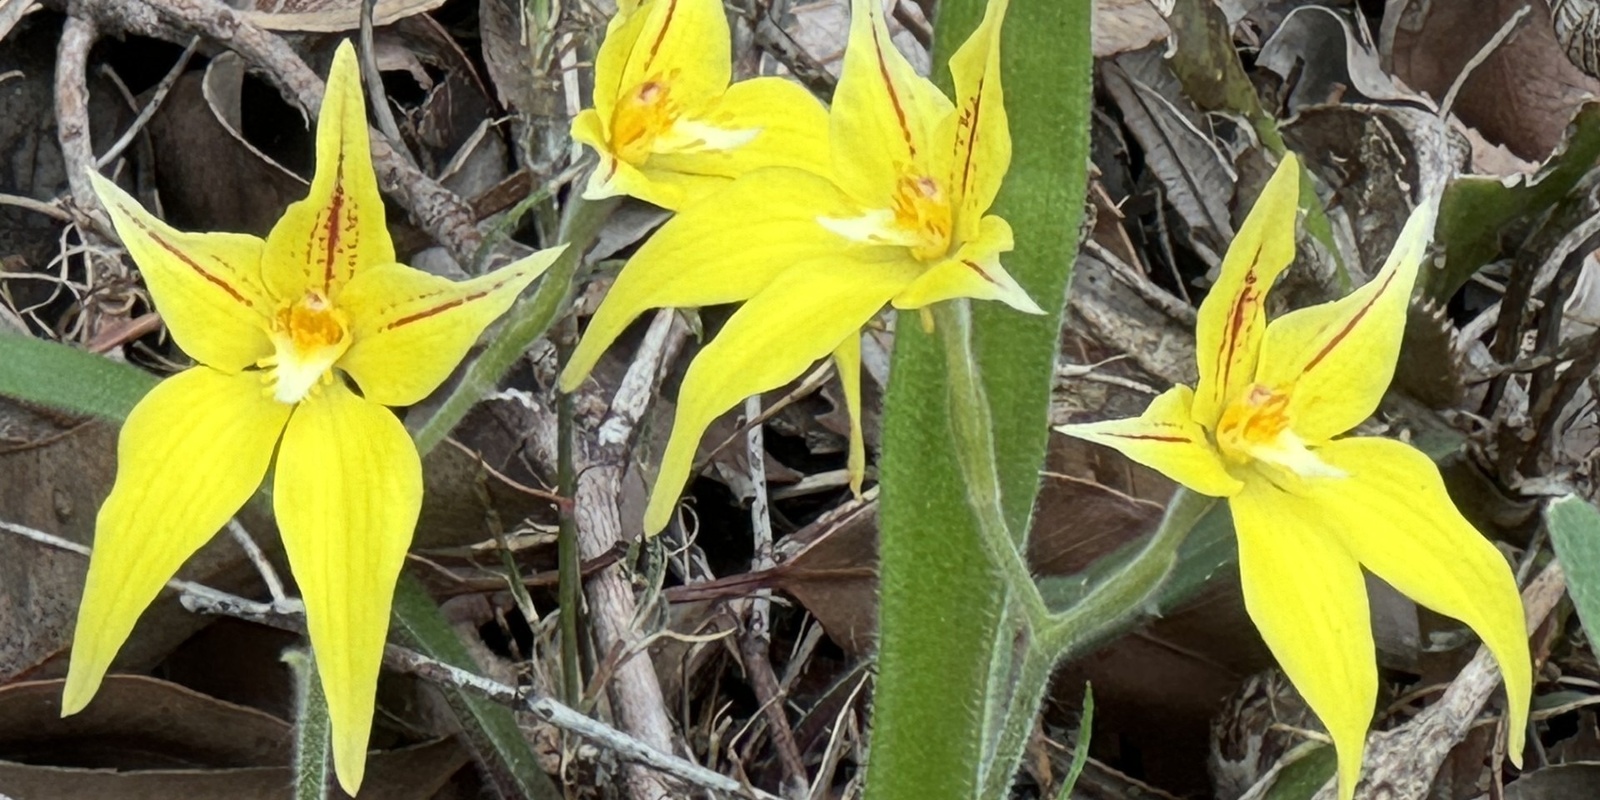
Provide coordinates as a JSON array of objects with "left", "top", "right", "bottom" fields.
[
  {"left": 1389, "top": 0, "right": 1600, "bottom": 160},
  {"left": 0, "top": 676, "right": 466, "bottom": 800}
]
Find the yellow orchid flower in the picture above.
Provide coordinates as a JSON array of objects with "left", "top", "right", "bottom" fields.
[
  {"left": 570, "top": 0, "right": 831, "bottom": 209},
  {"left": 62, "top": 41, "right": 562, "bottom": 795},
  {"left": 1056, "top": 154, "right": 1530, "bottom": 800},
  {"left": 561, "top": 0, "right": 1042, "bottom": 535}
]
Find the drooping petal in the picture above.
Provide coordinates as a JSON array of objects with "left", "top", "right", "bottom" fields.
[
  {"left": 834, "top": 332, "right": 865, "bottom": 496},
  {"left": 89, "top": 172, "right": 273, "bottom": 373},
  {"left": 939, "top": 0, "right": 1009, "bottom": 239},
  {"left": 1257, "top": 198, "right": 1438, "bottom": 442},
  {"left": 1230, "top": 478, "right": 1376, "bottom": 800},
  {"left": 643, "top": 256, "right": 923, "bottom": 534},
  {"left": 616, "top": 0, "right": 732, "bottom": 107},
  {"left": 62, "top": 368, "right": 290, "bottom": 716},
  {"left": 263, "top": 41, "right": 395, "bottom": 301},
  {"left": 1308, "top": 437, "right": 1531, "bottom": 763},
  {"left": 560, "top": 167, "right": 862, "bottom": 392},
  {"left": 1190, "top": 154, "right": 1300, "bottom": 429},
  {"left": 647, "top": 76, "right": 832, "bottom": 178},
  {"left": 337, "top": 247, "right": 563, "bottom": 406},
  {"left": 889, "top": 215, "right": 1041, "bottom": 314},
  {"left": 274, "top": 381, "right": 422, "bottom": 796},
  {"left": 1054, "top": 385, "right": 1244, "bottom": 498},
  {"left": 830, "top": 0, "right": 955, "bottom": 206}
]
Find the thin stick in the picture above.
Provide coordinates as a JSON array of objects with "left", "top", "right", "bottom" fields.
[
  {"left": 735, "top": 395, "right": 809, "bottom": 793},
  {"left": 0, "top": 516, "right": 774, "bottom": 798},
  {"left": 96, "top": 35, "right": 200, "bottom": 169},
  {"left": 1440, "top": 5, "right": 1530, "bottom": 118},
  {"left": 0, "top": 519, "right": 302, "bottom": 618},
  {"left": 227, "top": 519, "right": 287, "bottom": 604},
  {"left": 54, "top": 15, "right": 98, "bottom": 212}
]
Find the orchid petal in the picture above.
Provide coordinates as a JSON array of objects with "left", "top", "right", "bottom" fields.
[
  {"left": 1191, "top": 154, "right": 1300, "bottom": 428},
  {"left": 263, "top": 41, "right": 394, "bottom": 301},
  {"left": 644, "top": 257, "right": 922, "bottom": 533},
  {"left": 62, "top": 368, "right": 289, "bottom": 716},
  {"left": 274, "top": 380, "right": 421, "bottom": 796},
  {"left": 338, "top": 248, "right": 562, "bottom": 406},
  {"left": 1310, "top": 437, "right": 1531, "bottom": 762},
  {"left": 1231, "top": 478, "right": 1376, "bottom": 800},
  {"left": 89, "top": 173, "right": 272, "bottom": 373},
  {"left": 647, "top": 76, "right": 832, "bottom": 178},
  {"left": 1054, "top": 385, "right": 1243, "bottom": 498},
  {"left": 561, "top": 167, "right": 860, "bottom": 392},
  {"left": 590, "top": 4, "right": 654, "bottom": 125},
  {"left": 889, "top": 215, "right": 1040, "bottom": 314},
  {"left": 617, "top": 0, "right": 731, "bottom": 108},
  {"left": 834, "top": 332, "right": 866, "bottom": 497},
  {"left": 939, "top": 0, "right": 1009, "bottom": 240},
  {"left": 830, "top": 0, "right": 954, "bottom": 206},
  {"left": 1258, "top": 198, "right": 1438, "bottom": 442}
]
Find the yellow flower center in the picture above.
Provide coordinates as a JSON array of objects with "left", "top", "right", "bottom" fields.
[
  {"left": 892, "top": 174, "right": 953, "bottom": 261},
  {"left": 612, "top": 79, "right": 677, "bottom": 165},
  {"left": 1215, "top": 384, "right": 1343, "bottom": 479},
  {"left": 259, "top": 291, "right": 353, "bottom": 404}
]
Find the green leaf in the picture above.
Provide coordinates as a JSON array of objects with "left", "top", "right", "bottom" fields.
[
  {"left": 1547, "top": 494, "right": 1600, "bottom": 648},
  {"left": 1262, "top": 744, "right": 1338, "bottom": 800},
  {"left": 1424, "top": 103, "right": 1600, "bottom": 302},
  {"left": 867, "top": 0, "right": 1092, "bottom": 797},
  {"left": 412, "top": 195, "right": 618, "bottom": 456},
  {"left": 1054, "top": 684, "right": 1093, "bottom": 800},
  {"left": 0, "top": 333, "right": 156, "bottom": 419},
  {"left": 390, "top": 576, "right": 561, "bottom": 800}
]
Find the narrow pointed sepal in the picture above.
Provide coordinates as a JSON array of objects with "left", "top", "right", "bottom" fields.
[
  {"left": 273, "top": 381, "right": 423, "bottom": 795},
  {"left": 1257, "top": 197, "right": 1439, "bottom": 442},
  {"left": 833, "top": 333, "right": 866, "bottom": 497},
  {"left": 1309, "top": 437, "right": 1532, "bottom": 762},
  {"left": 338, "top": 246, "right": 564, "bottom": 406},
  {"left": 829, "top": 0, "right": 953, "bottom": 204},
  {"left": 940, "top": 0, "right": 1010, "bottom": 239},
  {"left": 1191, "top": 154, "right": 1301, "bottom": 428},
  {"left": 63, "top": 368, "right": 289, "bottom": 716},
  {"left": 88, "top": 172, "right": 273, "bottom": 372},
  {"left": 1230, "top": 479, "right": 1377, "bottom": 800},
  {"left": 263, "top": 40, "right": 395, "bottom": 300},
  {"left": 1055, "top": 385, "right": 1244, "bottom": 498},
  {"left": 643, "top": 258, "right": 922, "bottom": 534},
  {"left": 561, "top": 168, "right": 858, "bottom": 393}
]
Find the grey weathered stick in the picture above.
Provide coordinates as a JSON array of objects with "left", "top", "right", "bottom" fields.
[
  {"left": 571, "top": 308, "right": 687, "bottom": 800},
  {"left": 54, "top": 15, "right": 97, "bottom": 212},
  {"left": 736, "top": 393, "right": 809, "bottom": 795},
  {"left": 0, "top": 517, "right": 775, "bottom": 799}
]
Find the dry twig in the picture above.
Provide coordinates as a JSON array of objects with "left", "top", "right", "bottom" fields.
[{"left": 62, "top": 0, "right": 484, "bottom": 265}]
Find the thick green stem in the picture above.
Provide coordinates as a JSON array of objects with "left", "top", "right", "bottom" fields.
[
  {"left": 284, "top": 648, "right": 331, "bottom": 800},
  {"left": 978, "top": 641, "right": 1055, "bottom": 799},
  {"left": 935, "top": 301, "right": 1050, "bottom": 630},
  {"left": 413, "top": 194, "right": 620, "bottom": 455},
  {"left": 1041, "top": 488, "right": 1215, "bottom": 656}
]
